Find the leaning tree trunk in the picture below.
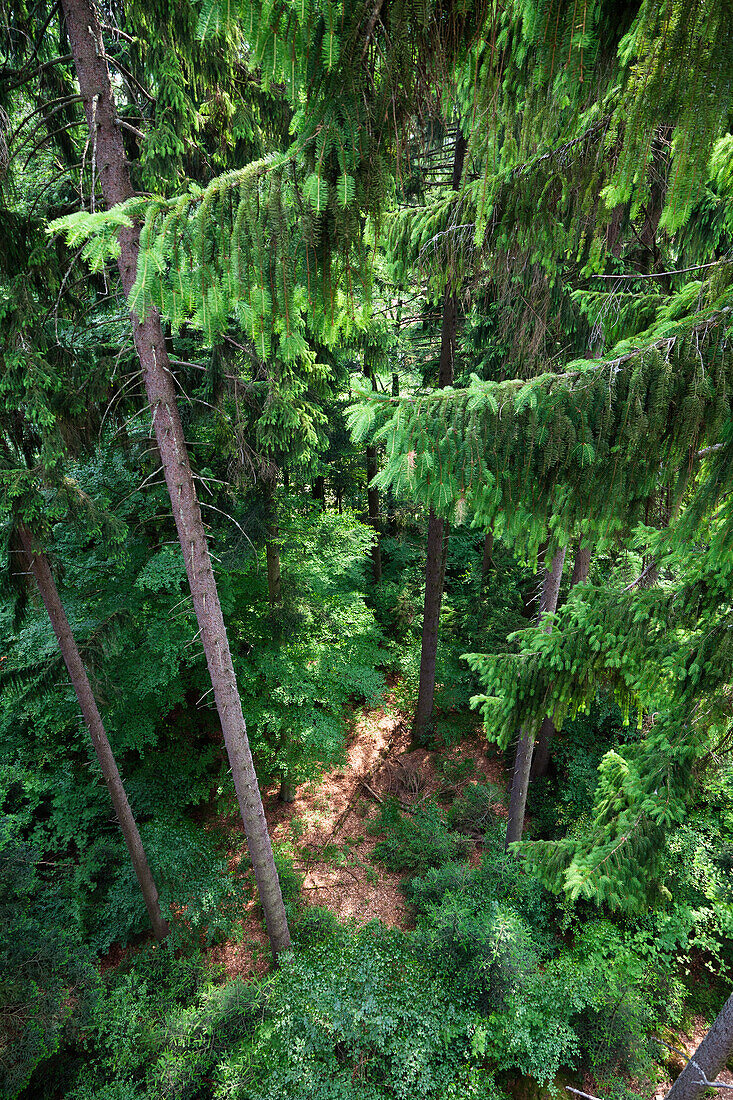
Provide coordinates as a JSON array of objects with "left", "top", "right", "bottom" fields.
[
  {"left": 665, "top": 990, "right": 733, "bottom": 1100},
  {"left": 18, "top": 526, "right": 169, "bottom": 942},
  {"left": 506, "top": 546, "right": 566, "bottom": 848},
  {"left": 60, "top": 0, "right": 290, "bottom": 957},
  {"left": 530, "top": 539, "right": 592, "bottom": 780},
  {"left": 413, "top": 128, "right": 467, "bottom": 743}
]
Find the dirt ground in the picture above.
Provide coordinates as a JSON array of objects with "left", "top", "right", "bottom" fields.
[{"left": 207, "top": 687, "right": 507, "bottom": 980}]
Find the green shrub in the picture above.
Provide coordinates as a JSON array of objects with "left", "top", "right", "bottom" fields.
[
  {"left": 0, "top": 826, "right": 98, "bottom": 1100},
  {"left": 447, "top": 782, "right": 505, "bottom": 835},
  {"left": 292, "top": 904, "right": 341, "bottom": 947},
  {"left": 98, "top": 820, "right": 240, "bottom": 952},
  {"left": 215, "top": 923, "right": 500, "bottom": 1100},
  {"left": 370, "top": 798, "right": 473, "bottom": 876}
]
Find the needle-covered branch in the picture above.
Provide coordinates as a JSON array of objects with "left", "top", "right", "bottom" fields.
[{"left": 349, "top": 278, "right": 733, "bottom": 554}]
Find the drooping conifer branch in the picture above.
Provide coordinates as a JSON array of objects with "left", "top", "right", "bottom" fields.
[{"left": 350, "top": 279, "right": 733, "bottom": 554}]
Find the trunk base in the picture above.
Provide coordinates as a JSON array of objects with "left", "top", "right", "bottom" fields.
[{"left": 279, "top": 777, "right": 298, "bottom": 803}]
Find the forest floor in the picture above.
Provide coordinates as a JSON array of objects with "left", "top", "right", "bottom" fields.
[{"left": 207, "top": 684, "right": 507, "bottom": 981}]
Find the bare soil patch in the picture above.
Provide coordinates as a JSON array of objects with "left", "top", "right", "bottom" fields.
[{"left": 207, "top": 692, "right": 507, "bottom": 980}]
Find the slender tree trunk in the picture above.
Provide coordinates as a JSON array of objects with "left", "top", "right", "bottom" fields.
[
  {"left": 363, "top": 357, "right": 382, "bottom": 583},
  {"left": 521, "top": 539, "right": 549, "bottom": 619},
  {"left": 665, "top": 991, "right": 733, "bottom": 1100},
  {"left": 530, "top": 540, "right": 592, "bottom": 779},
  {"left": 506, "top": 547, "right": 566, "bottom": 847},
  {"left": 60, "top": 0, "right": 290, "bottom": 957},
  {"left": 386, "top": 371, "right": 400, "bottom": 535},
  {"left": 413, "top": 128, "right": 467, "bottom": 743},
  {"left": 480, "top": 529, "right": 494, "bottom": 593},
  {"left": 312, "top": 475, "right": 325, "bottom": 504},
  {"left": 263, "top": 477, "right": 282, "bottom": 608},
  {"left": 18, "top": 526, "right": 169, "bottom": 942}
]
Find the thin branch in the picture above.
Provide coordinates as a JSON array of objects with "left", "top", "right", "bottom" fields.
[
  {"left": 117, "top": 118, "right": 145, "bottom": 141},
  {"left": 591, "top": 259, "right": 731, "bottom": 280},
  {"left": 106, "top": 55, "right": 155, "bottom": 103},
  {"left": 361, "top": 0, "right": 386, "bottom": 59}
]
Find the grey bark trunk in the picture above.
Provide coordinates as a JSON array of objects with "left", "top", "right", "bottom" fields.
[
  {"left": 363, "top": 358, "right": 382, "bottom": 582},
  {"left": 413, "top": 508, "right": 447, "bottom": 743},
  {"left": 530, "top": 540, "right": 592, "bottom": 779},
  {"left": 480, "top": 529, "right": 494, "bottom": 593},
  {"left": 60, "top": 0, "right": 290, "bottom": 957},
  {"left": 506, "top": 547, "right": 566, "bottom": 847},
  {"left": 665, "top": 991, "right": 733, "bottom": 1100},
  {"left": 279, "top": 776, "right": 298, "bottom": 803},
  {"left": 413, "top": 128, "right": 467, "bottom": 743},
  {"left": 263, "top": 478, "right": 282, "bottom": 608},
  {"left": 18, "top": 526, "right": 169, "bottom": 942},
  {"left": 571, "top": 542, "right": 592, "bottom": 586}
]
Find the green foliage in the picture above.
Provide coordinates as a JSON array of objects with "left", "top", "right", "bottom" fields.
[
  {"left": 447, "top": 781, "right": 505, "bottom": 836},
  {"left": 216, "top": 924, "right": 495, "bottom": 1100},
  {"left": 351, "top": 271, "right": 733, "bottom": 554},
  {"left": 371, "top": 797, "right": 473, "bottom": 876},
  {"left": 99, "top": 820, "right": 239, "bottom": 953},
  {"left": 230, "top": 507, "right": 386, "bottom": 789},
  {"left": 0, "top": 821, "right": 98, "bottom": 1099}
]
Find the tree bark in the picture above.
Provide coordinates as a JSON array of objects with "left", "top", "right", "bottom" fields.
[
  {"left": 386, "top": 371, "right": 400, "bottom": 535},
  {"left": 506, "top": 547, "right": 566, "bottom": 846},
  {"left": 480, "top": 529, "right": 494, "bottom": 593},
  {"left": 17, "top": 526, "right": 169, "bottom": 942},
  {"left": 263, "top": 477, "right": 282, "bottom": 608},
  {"left": 363, "top": 357, "right": 382, "bottom": 583},
  {"left": 530, "top": 540, "right": 591, "bottom": 779},
  {"left": 60, "top": 0, "right": 290, "bottom": 957},
  {"left": 312, "top": 475, "right": 325, "bottom": 504},
  {"left": 413, "top": 508, "right": 447, "bottom": 742},
  {"left": 412, "top": 127, "right": 467, "bottom": 743},
  {"left": 571, "top": 541, "right": 592, "bottom": 586},
  {"left": 665, "top": 991, "right": 733, "bottom": 1100}
]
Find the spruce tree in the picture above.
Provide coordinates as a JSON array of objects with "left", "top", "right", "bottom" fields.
[
  {"left": 413, "top": 127, "right": 467, "bottom": 743},
  {"left": 58, "top": 0, "right": 291, "bottom": 957}
]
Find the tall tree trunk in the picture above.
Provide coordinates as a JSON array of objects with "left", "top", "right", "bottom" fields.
[
  {"left": 363, "top": 357, "right": 382, "bottom": 583},
  {"left": 60, "top": 0, "right": 290, "bottom": 957},
  {"left": 571, "top": 540, "right": 592, "bottom": 586},
  {"left": 263, "top": 476, "right": 282, "bottom": 608},
  {"left": 17, "top": 526, "right": 169, "bottom": 942},
  {"left": 386, "top": 371, "right": 400, "bottom": 535},
  {"left": 312, "top": 475, "right": 325, "bottom": 505},
  {"left": 665, "top": 990, "right": 733, "bottom": 1100},
  {"left": 530, "top": 540, "right": 592, "bottom": 779},
  {"left": 413, "top": 128, "right": 467, "bottom": 743},
  {"left": 480, "top": 529, "right": 494, "bottom": 593},
  {"left": 506, "top": 547, "right": 566, "bottom": 847}
]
